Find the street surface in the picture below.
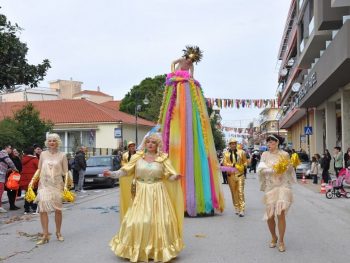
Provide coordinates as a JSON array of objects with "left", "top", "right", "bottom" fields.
[{"left": 1, "top": 174, "right": 350, "bottom": 263}]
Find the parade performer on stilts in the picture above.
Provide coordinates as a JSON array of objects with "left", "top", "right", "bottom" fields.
[{"left": 158, "top": 46, "right": 225, "bottom": 216}]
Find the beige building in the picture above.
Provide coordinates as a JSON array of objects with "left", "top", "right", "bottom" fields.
[
  {"left": 73, "top": 89, "right": 113, "bottom": 104},
  {"left": 0, "top": 87, "right": 59, "bottom": 102},
  {"left": 49, "top": 79, "right": 83, "bottom": 99},
  {"left": 0, "top": 100, "right": 155, "bottom": 155},
  {"left": 0, "top": 79, "right": 113, "bottom": 104},
  {"left": 259, "top": 108, "right": 288, "bottom": 145}
]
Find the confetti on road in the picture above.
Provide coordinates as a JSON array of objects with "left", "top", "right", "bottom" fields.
[
  {"left": 194, "top": 234, "right": 207, "bottom": 238},
  {"left": 85, "top": 206, "right": 119, "bottom": 213}
]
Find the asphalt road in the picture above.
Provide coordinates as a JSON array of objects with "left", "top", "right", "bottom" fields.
[{"left": 1, "top": 174, "right": 349, "bottom": 263}]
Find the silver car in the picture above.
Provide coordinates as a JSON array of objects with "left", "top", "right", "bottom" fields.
[
  {"left": 84, "top": 155, "right": 120, "bottom": 188},
  {"left": 295, "top": 152, "right": 311, "bottom": 178}
]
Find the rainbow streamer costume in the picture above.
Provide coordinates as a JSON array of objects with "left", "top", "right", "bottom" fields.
[{"left": 158, "top": 70, "right": 225, "bottom": 216}]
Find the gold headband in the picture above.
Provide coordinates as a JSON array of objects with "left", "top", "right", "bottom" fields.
[{"left": 267, "top": 135, "right": 279, "bottom": 143}]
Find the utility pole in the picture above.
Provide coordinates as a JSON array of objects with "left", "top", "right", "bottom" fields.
[{"left": 306, "top": 107, "right": 310, "bottom": 158}]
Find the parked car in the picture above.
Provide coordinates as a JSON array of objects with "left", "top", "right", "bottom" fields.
[
  {"left": 295, "top": 152, "right": 311, "bottom": 178},
  {"left": 84, "top": 155, "right": 120, "bottom": 188}
]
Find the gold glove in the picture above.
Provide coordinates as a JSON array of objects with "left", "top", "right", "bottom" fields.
[{"left": 28, "top": 169, "right": 40, "bottom": 188}]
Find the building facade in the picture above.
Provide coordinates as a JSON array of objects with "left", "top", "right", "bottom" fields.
[
  {"left": 258, "top": 108, "right": 288, "bottom": 146},
  {"left": 0, "top": 79, "right": 113, "bottom": 104},
  {"left": 0, "top": 100, "right": 155, "bottom": 155},
  {"left": 277, "top": 0, "right": 350, "bottom": 157}
]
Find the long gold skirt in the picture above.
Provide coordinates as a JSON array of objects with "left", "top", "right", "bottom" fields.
[{"left": 110, "top": 181, "right": 184, "bottom": 262}]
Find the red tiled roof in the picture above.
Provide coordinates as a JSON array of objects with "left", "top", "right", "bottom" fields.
[
  {"left": 74, "top": 90, "right": 112, "bottom": 97},
  {"left": 0, "top": 100, "right": 155, "bottom": 126},
  {"left": 100, "top": 100, "right": 121, "bottom": 110}
]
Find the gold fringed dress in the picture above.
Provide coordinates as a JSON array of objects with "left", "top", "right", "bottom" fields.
[
  {"left": 257, "top": 150, "right": 296, "bottom": 220},
  {"left": 35, "top": 151, "right": 68, "bottom": 212},
  {"left": 110, "top": 152, "right": 184, "bottom": 263}
]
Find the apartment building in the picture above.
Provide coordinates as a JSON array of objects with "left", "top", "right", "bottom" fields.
[
  {"left": 277, "top": 0, "right": 350, "bottom": 156},
  {"left": 258, "top": 108, "right": 288, "bottom": 146}
]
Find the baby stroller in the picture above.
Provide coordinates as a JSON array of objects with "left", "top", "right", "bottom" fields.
[{"left": 325, "top": 170, "right": 350, "bottom": 199}]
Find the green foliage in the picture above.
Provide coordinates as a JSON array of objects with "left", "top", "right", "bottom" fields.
[
  {"left": 0, "top": 9, "right": 51, "bottom": 92},
  {"left": 119, "top": 75, "right": 166, "bottom": 122},
  {"left": 13, "top": 103, "right": 53, "bottom": 149},
  {"left": 209, "top": 111, "right": 226, "bottom": 151},
  {"left": 0, "top": 118, "right": 25, "bottom": 149},
  {"left": 0, "top": 103, "right": 53, "bottom": 150}
]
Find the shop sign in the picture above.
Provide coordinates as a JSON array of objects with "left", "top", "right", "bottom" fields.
[
  {"left": 114, "top": 127, "right": 122, "bottom": 138},
  {"left": 297, "top": 72, "right": 317, "bottom": 105}
]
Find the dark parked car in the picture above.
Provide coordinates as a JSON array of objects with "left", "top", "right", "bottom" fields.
[
  {"left": 84, "top": 155, "right": 120, "bottom": 188},
  {"left": 295, "top": 152, "right": 311, "bottom": 178}
]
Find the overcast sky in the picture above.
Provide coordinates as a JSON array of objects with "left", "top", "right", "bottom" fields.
[{"left": 1, "top": 0, "right": 290, "bottom": 126}]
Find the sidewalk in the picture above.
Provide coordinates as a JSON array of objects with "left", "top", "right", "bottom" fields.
[
  {"left": 1, "top": 191, "right": 24, "bottom": 205},
  {"left": 298, "top": 177, "right": 350, "bottom": 194}
]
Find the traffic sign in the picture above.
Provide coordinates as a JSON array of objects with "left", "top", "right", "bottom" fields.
[{"left": 304, "top": 126, "right": 313, "bottom": 135}]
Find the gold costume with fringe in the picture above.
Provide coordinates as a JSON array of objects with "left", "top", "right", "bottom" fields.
[
  {"left": 34, "top": 151, "right": 68, "bottom": 212},
  {"left": 257, "top": 150, "right": 296, "bottom": 220},
  {"left": 110, "top": 152, "right": 184, "bottom": 263}
]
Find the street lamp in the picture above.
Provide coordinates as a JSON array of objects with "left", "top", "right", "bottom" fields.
[{"left": 135, "top": 95, "right": 150, "bottom": 146}]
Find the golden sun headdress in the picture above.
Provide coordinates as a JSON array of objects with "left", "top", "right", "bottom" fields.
[{"left": 182, "top": 45, "right": 203, "bottom": 64}]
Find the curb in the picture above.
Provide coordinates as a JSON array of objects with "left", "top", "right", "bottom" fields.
[{"left": 1, "top": 196, "right": 24, "bottom": 205}]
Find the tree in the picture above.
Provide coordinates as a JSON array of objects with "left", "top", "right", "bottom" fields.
[
  {"left": 0, "top": 9, "right": 51, "bottom": 93},
  {"left": 13, "top": 103, "right": 53, "bottom": 149},
  {"left": 119, "top": 75, "right": 166, "bottom": 122},
  {"left": 207, "top": 107, "right": 226, "bottom": 151},
  {"left": 0, "top": 118, "right": 25, "bottom": 149}
]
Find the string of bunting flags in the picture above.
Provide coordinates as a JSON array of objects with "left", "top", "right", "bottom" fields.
[
  {"left": 222, "top": 127, "right": 255, "bottom": 139},
  {"left": 206, "top": 98, "right": 279, "bottom": 109}
]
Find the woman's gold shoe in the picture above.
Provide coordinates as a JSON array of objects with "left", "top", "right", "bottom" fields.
[
  {"left": 36, "top": 235, "right": 50, "bottom": 245},
  {"left": 278, "top": 242, "right": 286, "bottom": 252},
  {"left": 56, "top": 232, "right": 64, "bottom": 242},
  {"left": 269, "top": 238, "right": 278, "bottom": 248}
]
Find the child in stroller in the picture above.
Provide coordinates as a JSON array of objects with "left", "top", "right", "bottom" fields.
[{"left": 325, "top": 169, "right": 350, "bottom": 199}]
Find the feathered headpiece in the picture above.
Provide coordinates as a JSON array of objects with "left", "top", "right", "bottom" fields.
[{"left": 182, "top": 45, "right": 203, "bottom": 64}]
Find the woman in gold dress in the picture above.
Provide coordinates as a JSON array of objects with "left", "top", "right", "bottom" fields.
[
  {"left": 29, "top": 133, "right": 69, "bottom": 245},
  {"left": 104, "top": 133, "right": 184, "bottom": 262},
  {"left": 257, "top": 134, "right": 296, "bottom": 252}
]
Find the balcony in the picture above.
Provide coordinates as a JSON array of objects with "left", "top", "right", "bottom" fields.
[
  {"left": 317, "top": 0, "right": 349, "bottom": 30},
  {"left": 298, "top": 27, "right": 332, "bottom": 69},
  {"left": 298, "top": 20, "right": 350, "bottom": 107},
  {"left": 279, "top": 107, "right": 306, "bottom": 129},
  {"left": 332, "top": 0, "right": 350, "bottom": 8}
]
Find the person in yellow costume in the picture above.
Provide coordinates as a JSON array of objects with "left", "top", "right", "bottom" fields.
[
  {"left": 119, "top": 141, "right": 137, "bottom": 218},
  {"left": 104, "top": 133, "right": 184, "bottom": 263},
  {"left": 222, "top": 138, "right": 248, "bottom": 217},
  {"left": 121, "top": 141, "right": 136, "bottom": 167}
]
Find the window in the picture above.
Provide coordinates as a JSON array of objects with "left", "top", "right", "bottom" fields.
[
  {"left": 82, "top": 130, "right": 96, "bottom": 148},
  {"left": 68, "top": 131, "right": 81, "bottom": 152},
  {"left": 87, "top": 156, "right": 112, "bottom": 167}
]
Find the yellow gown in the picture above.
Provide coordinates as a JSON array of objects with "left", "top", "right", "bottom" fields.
[{"left": 110, "top": 152, "right": 184, "bottom": 263}]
